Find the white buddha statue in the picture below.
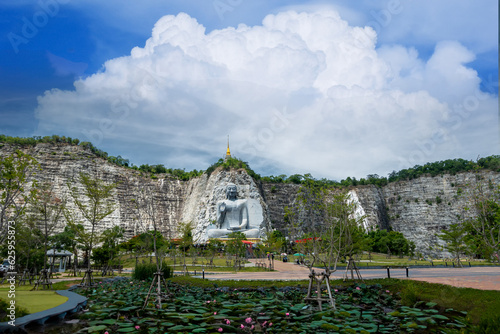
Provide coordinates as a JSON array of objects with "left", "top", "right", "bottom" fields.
[{"left": 207, "top": 183, "right": 260, "bottom": 238}]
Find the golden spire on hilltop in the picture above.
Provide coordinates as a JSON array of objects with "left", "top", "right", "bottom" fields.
[{"left": 225, "top": 135, "right": 231, "bottom": 160}]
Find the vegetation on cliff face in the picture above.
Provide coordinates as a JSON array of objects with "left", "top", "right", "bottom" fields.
[
  {"left": 205, "top": 157, "right": 261, "bottom": 180},
  {"left": 262, "top": 156, "right": 500, "bottom": 188},
  {"left": 0, "top": 134, "right": 203, "bottom": 181},
  {"left": 1, "top": 134, "right": 499, "bottom": 185}
]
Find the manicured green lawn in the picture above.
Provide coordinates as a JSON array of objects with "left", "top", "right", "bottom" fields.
[
  {"left": 0, "top": 280, "right": 78, "bottom": 314},
  {"left": 119, "top": 252, "right": 497, "bottom": 271},
  {"left": 119, "top": 255, "right": 271, "bottom": 272},
  {"left": 0, "top": 289, "right": 68, "bottom": 314}
]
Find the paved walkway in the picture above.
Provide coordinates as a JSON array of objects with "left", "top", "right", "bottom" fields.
[{"left": 203, "top": 259, "right": 500, "bottom": 291}]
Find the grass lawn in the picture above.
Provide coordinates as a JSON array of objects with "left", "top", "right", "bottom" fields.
[
  {"left": 118, "top": 253, "right": 497, "bottom": 271},
  {"left": 0, "top": 280, "right": 81, "bottom": 314},
  {"left": 0, "top": 289, "right": 68, "bottom": 314},
  {"left": 119, "top": 255, "right": 271, "bottom": 272},
  {"left": 291, "top": 252, "right": 497, "bottom": 267}
]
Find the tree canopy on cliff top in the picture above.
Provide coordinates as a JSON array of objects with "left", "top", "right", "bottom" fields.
[{"left": 1, "top": 135, "right": 499, "bottom": 185}]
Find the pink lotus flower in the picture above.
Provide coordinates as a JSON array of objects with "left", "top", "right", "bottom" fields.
[
  {"left": 386, "top": 290, "right": 390, "bottom": 293},
  {"left": 334, "top": 289, "right": 338, "bottom": 292},
  {"left": 269, "top": 322, "right": 273, "bottom": 326},
  {"left": 225, "top": 319, "right": 231, "bottom": 325},
  {"left": 286, "top": 312, "right": 289, "bottom": 316},
  {"left": 241, "top": 324, "right": 245, "bottom": 329},
  {"left": 214, "top": 312, "right": 217, "bottom": 315},
  {"left": 245, "top": 317, "right": 252, "bottom": 323},
  {"left": 218, "top": 328, "right": 223, "bottom": 332},
  {"left": 135, "top": 325, "right": 140, "bottom": 329},
  {"left": 356, "top": 287, "right": 361, "bottom": 290},
  {"left": 105, "top": 332, "right": 109, "bottom": 334},
  {"left": 251, "top": 325, "right": 254, "bottom": 330}
]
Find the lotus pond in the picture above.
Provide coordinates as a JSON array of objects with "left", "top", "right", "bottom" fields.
[{"left": 75, "top": 278, "right": 468, "bottom": 333}]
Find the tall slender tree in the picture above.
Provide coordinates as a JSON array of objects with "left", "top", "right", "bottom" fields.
[
  {"left": 30, "top": 182, "right": 66, "bottom": 289},
  {"left": 135, "top": 182, "right": 172, "bottom": 309},
  {"left": 286, "top": 177, "right": 366, "bottom": 310},
  {"left": 0, "top": 150, "right": 39, "bottom": 243},
  {"left": 440, "top": 223, "right": 467, "bottom": 267},
  {"left": 177, "top": 221, "right": 194, "bottom": 275},
  {"left": 96, "top": 225, "right": 125, "bottom": 275},
  {"left": 67, "top": 172, "right": 117, "bottom": 287},
  {"left": 462, "top": 177, "right": 500, "bottom": 261}
]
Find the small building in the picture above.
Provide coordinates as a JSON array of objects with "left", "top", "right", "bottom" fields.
[{"left": 47, "top": 249, "right": 73, "bottom": 273}]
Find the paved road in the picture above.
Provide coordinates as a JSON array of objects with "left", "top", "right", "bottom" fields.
[{"left": 203, "top": 259, "right": 500, "bottom": 290}]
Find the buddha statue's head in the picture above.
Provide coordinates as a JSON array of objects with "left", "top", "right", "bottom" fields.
[{"left": 226, "top": 183, "right": 238, "bottom": 200}]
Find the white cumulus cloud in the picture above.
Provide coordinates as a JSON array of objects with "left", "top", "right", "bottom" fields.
[{"left": 35, "top": 10, "right": 498, "bottom": 179}]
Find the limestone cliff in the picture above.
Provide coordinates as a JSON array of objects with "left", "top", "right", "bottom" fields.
[
  {"left": 380, "top": 171, "right": 500, "bottom": 257},
  {"left": 1, "top": 142, "right": 498, "bottom": 257},
  {"left": 0, "top": 143, "right": 186, "bottom": 239}
]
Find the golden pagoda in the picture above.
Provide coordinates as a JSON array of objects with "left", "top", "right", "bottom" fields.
[{"left": 225, "top": 135, "right": 231, "bottom": 161}]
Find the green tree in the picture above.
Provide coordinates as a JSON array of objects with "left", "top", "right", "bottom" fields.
[
  {"left": 262, "top": 230, "right": 285, "bottom": 255},
  {"left": 0, "top": 150, "right": 39, "bottom": 243},
  {"left": 29, "top": 183, "right": 66, "bottom": 278},
  {"left": 67, "top": 172, "right": 117, "bottom": 286},
  {"left": 440, "top": 223, "right": 467, "bottom": 267},
  {"left": 14, "top": 215, "right": 44, "bottom": 271},
  {"left": 95, "top": 225, "right": 124, "bottom": 275},
  {"left": 462, "top": 179, "right": 500, "bottom": 261},
  {"left": 205, "top": 239, "right": 223, "bottom": 267},
  {"left": 365, "top": 230, "right": 414, "bottom": 257},
  {"left": 226, "top": 231, "right": 247, "bottom": 270},
  {"left": 321, "top": 189, "right": 367, "bottom": 268},
  {"left": 177, "top": 222, "right": 194, "bottom": 274},
  {"left": 63, "top": 222, "right": 92, "bottom": 269},
  {"left": 135, "top": 182, "right": 172, "bottom": 270},
  {"left": 286, "top": 175, "right": 367, "bottom": 287}
]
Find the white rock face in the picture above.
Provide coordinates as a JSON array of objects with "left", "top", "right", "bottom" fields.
[
  {"left": 181, "top": 167, "right": 271, "bottom": 243},
  {"left": 347, "top": 190, "right": 370, "bottom": 231}
]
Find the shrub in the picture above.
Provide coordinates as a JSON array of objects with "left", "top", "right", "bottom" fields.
[
  {"left": 0, "top": 298, "right": 29, "bottom": 321},
  {"left": 469, "top": 316, "right": 500, "bottom": 334},
  {"left": 132, "top": 262, "right": 173, "bottom": 280}
]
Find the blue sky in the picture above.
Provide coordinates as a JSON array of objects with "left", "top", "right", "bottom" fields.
[{"left": 1, "top": 0, "right": 498, "bottom": 180}]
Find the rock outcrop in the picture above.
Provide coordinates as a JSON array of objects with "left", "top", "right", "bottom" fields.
[{"left": 181, "top": 168, "right": 271, "bottom": 242}]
